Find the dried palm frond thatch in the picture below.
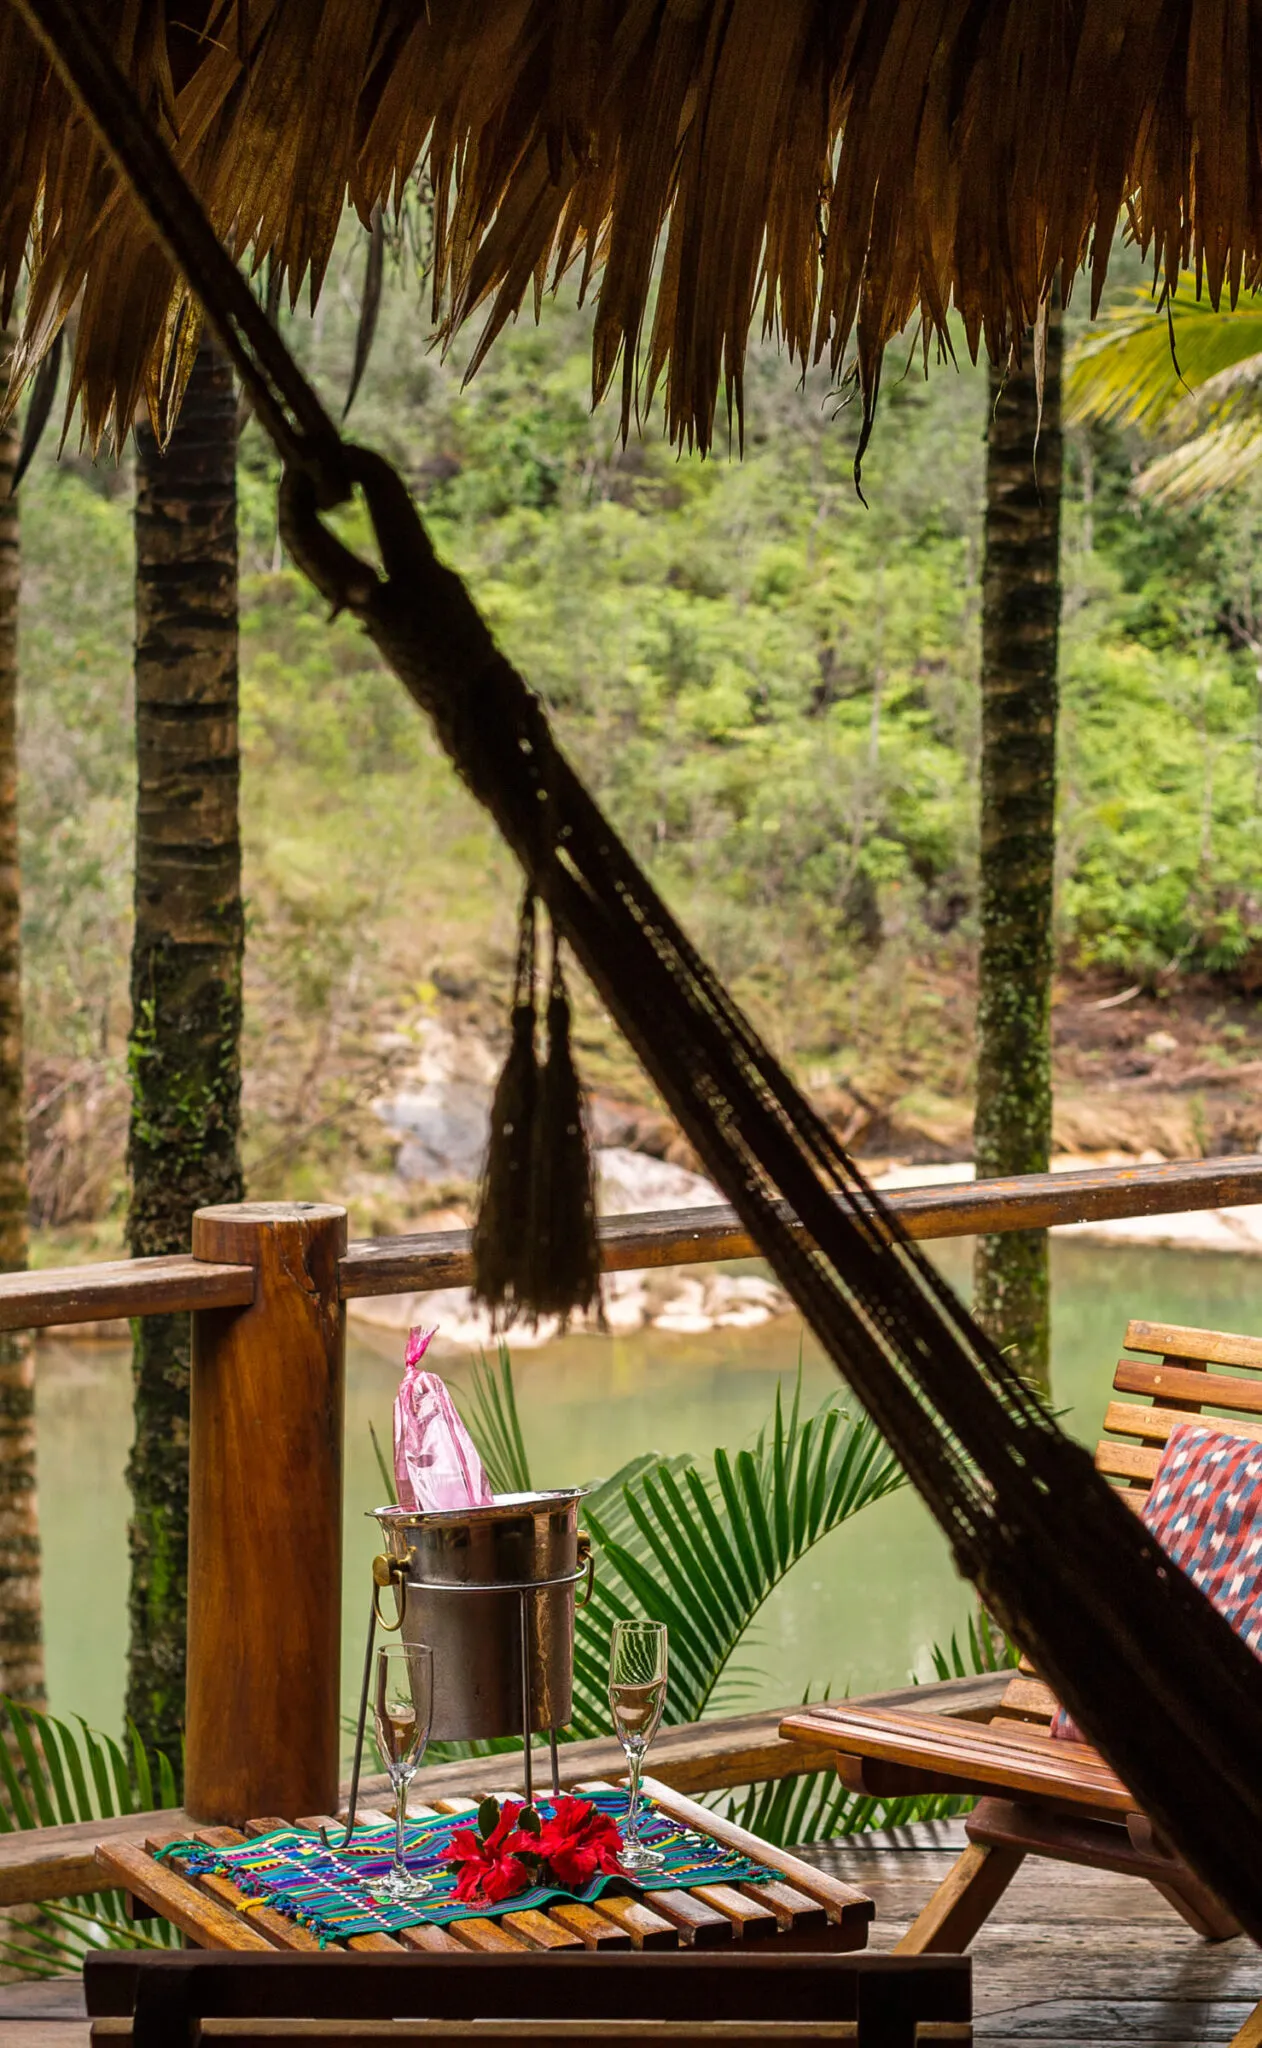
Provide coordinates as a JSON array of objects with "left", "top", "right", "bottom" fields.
[{"left": 5, "top": 1, "right": 1262, "bottom": 454}]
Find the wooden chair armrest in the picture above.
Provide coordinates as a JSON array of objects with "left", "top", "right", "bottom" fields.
[{"left": 778, "top": 1707, "right": 1132, "bottom": 1817}]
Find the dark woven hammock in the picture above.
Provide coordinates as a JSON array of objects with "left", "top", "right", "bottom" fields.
[{"left": 17, "top": 0, "right": 1262, "bottom": 1941}]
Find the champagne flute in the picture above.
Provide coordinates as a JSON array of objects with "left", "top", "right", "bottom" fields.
[
  {"left": 608, "top": 1620, "right": 668, "bottom": 1874},
  {"left": 366, "top": 1643, "right": 434, "bottom": 1903}
]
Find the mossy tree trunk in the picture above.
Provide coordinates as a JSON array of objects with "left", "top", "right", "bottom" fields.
[
  {"left": 0, "top": 339, "right": 43, "bottom": 1709},
  {"left": 972, "top": 301, "right": 1063, "bottom": 1395},
  {"left": 126, "top": 338, "right": 243, "bottom": 1765}
]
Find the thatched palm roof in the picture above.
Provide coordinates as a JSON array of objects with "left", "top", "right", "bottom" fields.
[{"left": 2, "top": 2, "right": 1259, "bottom": 450}]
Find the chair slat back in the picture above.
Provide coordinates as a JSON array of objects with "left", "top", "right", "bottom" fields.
[
  {"left": 1099, "top": 1320, "right": 1262, "bottom": 1495},
  {"left": 987, "top": 1319, "right": 1262, "bottom": 1736}
]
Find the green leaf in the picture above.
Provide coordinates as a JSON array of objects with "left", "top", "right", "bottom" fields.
[
  {"left": 771, "top": 1383, "right": 792, "bottom": 1570},
  {"left": 715, "top": 1765, "right": 971, "bottom": 1849},
  {"left": 129, "top": 1722, "right": 155, "bottom": 1812},
  {"left": 452, "top": 1344, "right": 533, "bottom": 1496},
  {"left": 157, "top": 1747, "right": 180, "bottom": 1811},
  {"left": 34, "top": 1715, "right": 75, "bottom": 1825},
  {"left": 0, "top": 1720, "right": 36, "bottom": 1830},
  {"left": 79, "top": 1723, "right": 117, "bottom": 1821},
  {"left": 712, "top": 1447, "right": 762, "bottom": 1588},
  {"left": 368, "top": 1419, "right": 397, "bottom": 1506},
  {"left": 574, "top": 1391, "right": 909, "bottom": 1730},
  {"left": 105, "top": 1731, "right": 135, "bottom": 1816},
  {"left": 0, "top": 1699, "right": 181, "bottom": 1974},
  {"left": 50, "top": 1714, "right": 94, "bottom": 1820},
  {"left": 7, "top": 1706, "right": 57, "bottom": 1827},
  {"left": 1067, "top": 275, "right": 1262, "bottom": 504},
  {"left": 681, "top": 1465, "right": 752, "bottom": 1612},
  {"left": 735, "top": 1449, "right": 777, "bottom": 1582},
  {"left": 477, "top": 1795, "right": 501, "bottom": 1841},
  {"left": 1068, "top": 278, "right": 1262, "bottom": 431},
  {"left": 449, "top": 1359, "right": 910, "bottom": 1751}
]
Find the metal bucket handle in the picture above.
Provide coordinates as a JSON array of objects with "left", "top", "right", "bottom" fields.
[{"left": 371, "top": 1552, "right": 407, "bottom": 1632}]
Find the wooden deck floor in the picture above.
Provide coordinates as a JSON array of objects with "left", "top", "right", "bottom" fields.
[
  {"left": 806, "top": 1820, "right": 1262, "bottom": 2043},
  {"left": 4, "top": 1819, "right": 1260, "bottom": 2044}
]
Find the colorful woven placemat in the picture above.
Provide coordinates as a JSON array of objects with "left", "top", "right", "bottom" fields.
[{"left": 158, "top": 1791, "right": 772, "bottom": 1943}]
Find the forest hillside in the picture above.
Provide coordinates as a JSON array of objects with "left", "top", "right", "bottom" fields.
[{"left": 18, "top": 248, "right": 1262, "bottom": 1251}]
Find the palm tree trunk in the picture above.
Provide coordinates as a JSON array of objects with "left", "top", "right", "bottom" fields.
[
  {"left": 0, "top": 339, "right": 43, "bottom": 1709},
  {"left": 126, "top": 337, "right": 243, "bottom": 1764},
  {"left": 972, "top": 303, "right": 1063, "bottom": 1394}
]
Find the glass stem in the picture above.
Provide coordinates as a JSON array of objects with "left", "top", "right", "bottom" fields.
[
  {"left": 625, "top": 1743, "right": 644, "bottom": 1841},
  {"left": 394, "top": 1774, "right": 408, "bottom": 1876}
]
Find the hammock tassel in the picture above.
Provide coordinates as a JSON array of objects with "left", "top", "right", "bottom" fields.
[
  {"left": 530, "top": 937, "right": 601, "bottom": 1323},
  {"left": 471, "top": 892, "right": 540, "bottom": 1322},
  {"left": 472, "top": 897, "right": 601, "bottom": 1329}
]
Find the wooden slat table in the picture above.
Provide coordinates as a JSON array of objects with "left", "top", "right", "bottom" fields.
[{"left": 96, "top": 1778, "right": 873, "bottom": 1960}]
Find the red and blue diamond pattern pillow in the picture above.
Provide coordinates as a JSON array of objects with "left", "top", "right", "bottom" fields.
[{"left": 1051, "top": 1421, "right": 1262, "bottom": 1742}]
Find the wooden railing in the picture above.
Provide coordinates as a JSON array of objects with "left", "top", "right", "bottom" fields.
[
  {"left": 10, "top": 1154, "right": 1257, "bottom": 1828},
  {"left": 3, "top": 1152, "right": 1258, "bottom": 1330},
  {"left": 339, "top": 1153, "right": 1262, "bottom": 1298},
  {"left": 0, "top": 1673, "right": 1006, "bottom": 1908}
]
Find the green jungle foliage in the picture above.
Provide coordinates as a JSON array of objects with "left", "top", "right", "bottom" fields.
[
  {"left": 0, "top": 1698, "right": 179, "bottom": 1975},
  {"left": 16, "top": 242, "right": 1262, "bottom": 1230}
]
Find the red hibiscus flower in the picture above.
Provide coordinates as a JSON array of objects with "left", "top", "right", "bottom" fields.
[
  {"left": 448, "top": 1800, "right": 533, "bottom": 1906},
  {"left": 450, "top": 1843, "right": 531, "bottom": 1904},
  {"left": 527, "top": 1795, "right": 625, "bottom": 1891},
  {"left": 448, "top": 1794, "right": 629, "bottom": 1908}
]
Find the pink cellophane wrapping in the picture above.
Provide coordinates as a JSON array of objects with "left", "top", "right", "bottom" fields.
[{"left": 393, "top": 1327, "right": 494, "bottom": 1512}]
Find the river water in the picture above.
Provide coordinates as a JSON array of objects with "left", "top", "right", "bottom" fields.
[{"left": 34, "top": 1237, "right": 1262, "bottom": 1742}]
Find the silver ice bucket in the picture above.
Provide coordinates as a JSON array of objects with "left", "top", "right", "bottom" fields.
[{"left": 371, "top": 1490, "right": 590, "bottom": 1743}]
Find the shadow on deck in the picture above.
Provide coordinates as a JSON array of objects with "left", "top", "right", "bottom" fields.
[{"left": 805, "top": 1819, "right": 1262, "bottom": 2043}]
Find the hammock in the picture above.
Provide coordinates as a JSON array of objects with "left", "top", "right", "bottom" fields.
[{"left": 15, "top": 0, "right": 1262, "bottom": 1941}]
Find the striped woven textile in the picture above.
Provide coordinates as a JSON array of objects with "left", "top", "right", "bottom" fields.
[
  {"left": 1053, "top": 1423, "right": 1262, "bottom": 1741},
  {"left": 157, "top": 1790, "right": 771, "bottom": 1944}
]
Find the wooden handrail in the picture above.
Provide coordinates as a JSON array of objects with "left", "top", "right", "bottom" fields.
[
  {"left": 0, "top": 1154, "right": 1259, "bottom": 1331},
  {"left": 0, "top": 1252, "right": 256, "bottom": 1332},
  {"left": 338, "top": 1153, "right": 1262, "bottom": 1301}
]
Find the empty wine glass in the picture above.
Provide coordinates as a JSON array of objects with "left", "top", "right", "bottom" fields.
[
  {"left": 366, "top": 1642, "right": 434, "bottom": 1903},
  {"left": 608, "top": 1619, "right": 668, "bottom": 1875}
]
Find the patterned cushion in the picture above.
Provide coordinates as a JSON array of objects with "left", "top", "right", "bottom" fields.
[{"left": 1050, "top": 1422, "right": 1262, "bottom": 1742}]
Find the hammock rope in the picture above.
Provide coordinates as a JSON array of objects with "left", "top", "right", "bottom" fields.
[{"left": 15, "top": 0, "right": 1262, "bottom": 1939}]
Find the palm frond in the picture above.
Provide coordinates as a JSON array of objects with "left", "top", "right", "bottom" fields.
[
  {"left": 12, "top": 2, "right": 1262, "bottom": 460},
  {"left": 928, "top": 1614, "right": 1021, "bottom": 1682},
  {"left": 1067, "top": 277, "right": 1262, "bottom": 431},
  {"left": 1135, "top": 421, "right": 1262, "bottom": 506},
  {"left": 0, "top": 1698, "right": 180, "bottom": 1976},
  {"left": 456, "top": 1344, "right": 534, "bottom": 1496},
  {"left": 717, "top": 1768, "right": 969, "bottom": 1847},
  {"left": 572, "top": 1377, "right": 905, "bottom": 1734}
]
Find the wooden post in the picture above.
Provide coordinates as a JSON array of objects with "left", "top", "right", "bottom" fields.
[{"left": 185, "top": 1203, "right": 346, "bottom": 1823}]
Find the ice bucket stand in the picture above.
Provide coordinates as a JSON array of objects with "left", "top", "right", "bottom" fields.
[{"left": 333, "top": 1504, "right": 594, "bottom": 1850}]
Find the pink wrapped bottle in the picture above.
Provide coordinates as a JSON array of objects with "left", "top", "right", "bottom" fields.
[{"left": 393, "top": 1327, "right": 494, "bottom": 1512}]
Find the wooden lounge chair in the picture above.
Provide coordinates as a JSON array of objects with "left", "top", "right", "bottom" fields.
[
  {"left": 84, "top": 1948, "right": 973, "bottom": 2047},
  {"left": 781, "top": 1319, "right": 1262, "bottom": 1955}
]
